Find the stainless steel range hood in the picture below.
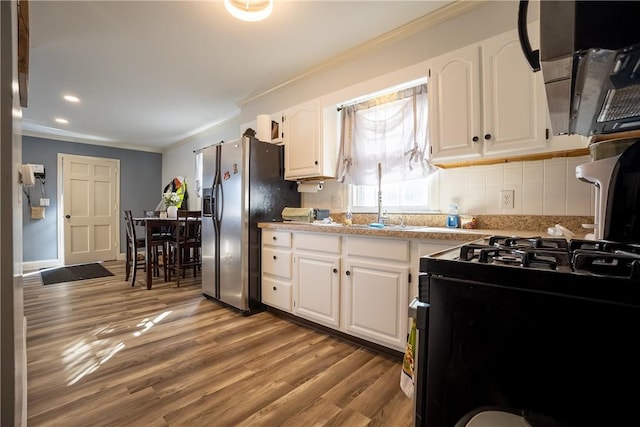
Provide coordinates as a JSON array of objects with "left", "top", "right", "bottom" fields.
[{"left": 518, "top": 0, "right": 640, "bottom": 137}]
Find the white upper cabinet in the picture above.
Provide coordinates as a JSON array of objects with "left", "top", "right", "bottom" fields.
[
  {"left": 428, "top": 43, "right": 483, "bottom": 160},
  {"left": 429, "top": 26, "right": 549, "bottom": 163},
  {"left": 284, "top": 98, "right": 337, "bottom": 180},
  {"left": 482, "top": 28, "right": 546, "bottom": 155}
]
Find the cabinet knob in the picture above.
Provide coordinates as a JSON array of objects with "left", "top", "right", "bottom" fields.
[
  {"left": 272, "top": 236, "right": 277, "bottom": 240},
  {"left": 472, "top": 136, "right": 479, "bottom": 142},
  {"left": 273, "top": 255, "right": 277, "bottom": 260},
  {"left": 332, "top": 268, "right": 338, "bottom": 274},
  {"left": 484, "top": 133, "right": 492, "bottom": 140},
  {"left": 314, "top": 160, "right": 318, "bottom": 165},
  {"left": 345, "top": 270, "right": 351, "bottom": 276},
  {"left": 273, "top": 286, "right": 277, "bottom": 291}
]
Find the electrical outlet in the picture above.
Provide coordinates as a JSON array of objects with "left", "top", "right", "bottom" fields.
[
  {"left": 40, "top": 198, "right": 50, "bottom": 206},
  {"left": 500, "top": 190, "right": 514, "bottom": 209}
]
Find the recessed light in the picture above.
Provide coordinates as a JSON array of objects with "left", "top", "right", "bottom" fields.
[
  {"left": 63, "top": 95, "right": 80, "bottom": 103},
  {"left": 55, "top": 118, "right": 69, "bottom": 124}
]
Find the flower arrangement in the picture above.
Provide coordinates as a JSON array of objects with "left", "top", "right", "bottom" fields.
[{"left": 163, "top": 191, "right": 181, "bottom": 208}]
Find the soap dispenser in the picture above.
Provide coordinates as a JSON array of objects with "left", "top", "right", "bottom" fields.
[{"left": 446, "top": 203, "right": 459, "bottom": 228}]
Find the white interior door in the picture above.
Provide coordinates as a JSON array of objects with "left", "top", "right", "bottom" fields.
[{"left": 61, "top": 154, "right": 119, "bottom": 265}]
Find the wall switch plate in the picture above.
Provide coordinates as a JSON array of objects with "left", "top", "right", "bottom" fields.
[
  {"left": 500, "top": 190, "right": 514, "bottom": 209},
  {"left": 40, "top": 198, "right": 50, "bottom": 206}
]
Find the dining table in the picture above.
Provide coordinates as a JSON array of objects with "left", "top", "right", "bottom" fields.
[{"left": 133, "top": 216, "right": 201, "bottom": 289}]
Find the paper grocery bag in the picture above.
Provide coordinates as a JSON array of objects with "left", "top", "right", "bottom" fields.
[{"left": 400, "top": 318, "right": 417, "bottom": 399}]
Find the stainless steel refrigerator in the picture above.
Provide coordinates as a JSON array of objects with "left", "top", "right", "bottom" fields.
[{"left": 201, "top": 136, "right": 300, "bottom": 314}]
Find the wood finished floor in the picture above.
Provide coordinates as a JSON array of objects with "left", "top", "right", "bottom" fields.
[{"left": 24, "top": 261, "right": 413, "bottom": 427}]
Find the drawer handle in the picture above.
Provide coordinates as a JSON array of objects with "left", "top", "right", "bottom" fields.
[
  {"left": 332, "top": 268, "right": 338, "bottom": 274},
  {"left": 273, "top": 255, "right": 277, "bottom": 260},
  {"left": 345, "top": 270, "right": 351, "bottom": 276},
  {"left": 273, "top": 286, "right": 277, "bottom": 291}
]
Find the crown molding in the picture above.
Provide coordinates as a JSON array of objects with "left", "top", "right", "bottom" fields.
[
  {"left": 237, "top": 0, "right": 480, "bottom": 107},
  {"left": 22, "top": 130, "right": 164, "bottom": 153}
]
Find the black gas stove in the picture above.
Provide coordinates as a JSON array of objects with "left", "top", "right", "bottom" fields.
[
  {"left": 417, "top": 236, "right": 640, "bottom": 306},
  {"left": 414, "top": 236, "right": 640, "bottom": 427}
]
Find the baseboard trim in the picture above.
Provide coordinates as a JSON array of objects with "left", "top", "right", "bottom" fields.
[
  {"left": 22, "top": 259, "right": 60, "bottom": 272},
  {"left": 266, "top": 306, "right": 403, "bottom": 361}
]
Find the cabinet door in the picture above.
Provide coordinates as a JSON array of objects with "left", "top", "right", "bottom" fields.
[
  {"left": 429, "top": 44, "right": 482, "bottom": 161},
  {"left": 482, "top": 28, "right": 546, "bottom": 155},
  {"left": 343, "top": 259, "right": 409, "bottom": 351},
  {"left": 294, "top": 252, "right": 340, "bottom": 328},
  {"left": 284, "top": 99, "right": 321, "bottom": 179}
]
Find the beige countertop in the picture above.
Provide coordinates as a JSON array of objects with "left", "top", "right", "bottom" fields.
[{"left": 258, "top": 221, "right": 550, "bottom": 241}]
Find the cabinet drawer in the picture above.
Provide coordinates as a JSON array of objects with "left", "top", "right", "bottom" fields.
[
  {"left": 262, "top": 247, "right": 292, "bottom": 278},
  {"left": 262, "top": 230, "right": 292, "bottom": 248},
  {"left": 262, "top": 277, "right": 291, "bottom": 311},
  {"left": 346, "top": 237, "right": 410, "bottom": 263},
  {"left": 294, "top": 232, "right": 340, "bottom": 253}
]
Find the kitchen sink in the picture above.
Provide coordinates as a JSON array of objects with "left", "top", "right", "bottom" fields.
[{"left": 311, "top": 223, "right": 467, "bottom": 233}]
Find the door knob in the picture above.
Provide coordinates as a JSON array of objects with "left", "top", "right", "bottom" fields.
[{"left": 65, "top": 215, "right": 71, "bottom": 219}]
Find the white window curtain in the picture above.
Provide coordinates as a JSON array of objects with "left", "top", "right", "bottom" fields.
[{"left": 336, "top": 83, "right": 437, "bottom": 186}]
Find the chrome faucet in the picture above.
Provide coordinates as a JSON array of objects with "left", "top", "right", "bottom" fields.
[{"left": 377, "top": 163, "right": 383, "bottom": 224}]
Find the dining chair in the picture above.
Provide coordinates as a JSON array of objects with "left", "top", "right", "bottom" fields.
[
  {"left": 166, "top": 210, "right": 202, "bottom": 286},
  {"left": 123, "top": 210, "right": 167, "bottom": 286}
]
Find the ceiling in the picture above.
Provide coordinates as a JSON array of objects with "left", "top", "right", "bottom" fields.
[{"left": 22, "top": 0, "right": 453, "bottom": 151}]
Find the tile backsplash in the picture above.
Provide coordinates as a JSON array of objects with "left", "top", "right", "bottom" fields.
[{"left": 302, "top": 155, "right": 594, "bottom": 217}]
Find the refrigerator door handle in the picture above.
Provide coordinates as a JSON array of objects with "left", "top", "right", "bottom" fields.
[
  {"left": 213, "top": 144, "right": 222, "bottom": 224},
  {"left": 217, "top": 182, "right": 224, "bottom": 223}
]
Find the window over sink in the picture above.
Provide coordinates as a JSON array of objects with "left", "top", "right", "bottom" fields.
[{"left": 336, "top": 79, "right": 438, "bottom": 212}]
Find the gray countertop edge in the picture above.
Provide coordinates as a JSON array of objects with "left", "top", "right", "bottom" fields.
[{"left": 257, "top": 221, "right": 550, "bottom": 241}]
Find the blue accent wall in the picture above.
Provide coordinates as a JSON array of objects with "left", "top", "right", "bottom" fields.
[{"left": 22, "top": 136, "right": 163, "bottom": 262}]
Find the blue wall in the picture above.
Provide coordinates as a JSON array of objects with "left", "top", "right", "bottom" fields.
[{"left": 22, "top": 136, "right": 163, "bottom": 262}]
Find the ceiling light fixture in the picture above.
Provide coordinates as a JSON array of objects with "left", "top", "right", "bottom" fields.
[
  {"left": 55, "top": 118, "right": 69, "bottom": 124},
  {"left": 63, "top": 95, "right": 80, "bottom": 103},
  {"left": 224, "top": 0, "right": 273, "bottom": 22}
]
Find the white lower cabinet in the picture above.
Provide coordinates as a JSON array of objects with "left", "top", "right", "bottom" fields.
[
  {"left": 293, "top": 232, "right": 340, "bottom": 328},
  {"left": 294, "top": 252, "right": 340, "bottom": 328},
  {"left": 343, "top": 237, "right": 410, "bottom": 351},
  {"left": 261, "top": 229, "right": 412, "bottom": 352}
]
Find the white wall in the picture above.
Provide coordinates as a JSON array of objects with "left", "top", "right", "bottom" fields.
[
  {"left": 161, "top": 0, "right": 593, "bottom": 218},
  {"left": 162, "top": 117, "right": 241, "bottom": 210}
]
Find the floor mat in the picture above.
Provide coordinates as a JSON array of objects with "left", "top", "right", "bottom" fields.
[{"left": 41, "top": 263, "right": 114, "bottom": 285}]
